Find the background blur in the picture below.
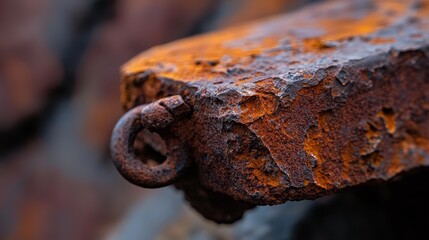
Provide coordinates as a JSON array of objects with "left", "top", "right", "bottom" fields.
[{"left": 1, "top": 0, "right": 428, "bottom": 240}]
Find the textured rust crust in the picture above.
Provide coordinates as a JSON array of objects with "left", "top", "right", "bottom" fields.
[{"left": 114, "top": 0, "right": 429, "bottom": 222}]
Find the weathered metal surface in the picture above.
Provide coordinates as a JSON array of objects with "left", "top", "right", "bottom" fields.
[{"left": 111, "top": 0, "right": 429, "bottom": 222}]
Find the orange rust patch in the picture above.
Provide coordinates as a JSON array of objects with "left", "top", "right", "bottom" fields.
[
  {"left": 361, "top": 122, "right": 382, "bottom": 155},
  {"left": 303, "top": 38, "right": 335, "bottom": 52},
  {"left": 310, "top": 1, "right": 407, "bottom": 42},
  {"left": 377, "top": 108, "right": 396, "bottom": 134},
  {"left": 304, "top": 112, "right": 331, "bottom": 190},
  {"left": 244, "top": 154, "right": 283, "bottom": 189},
  {"left": 370, "top": 37, "right": 396, "bottom": 45},
  {"left": 239, "top": 94, "right": 279, "bottom": 124}
]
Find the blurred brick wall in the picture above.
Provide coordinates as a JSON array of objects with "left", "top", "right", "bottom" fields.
[{"left": 0, "top": 0, "right": 62, "bottom": 130}]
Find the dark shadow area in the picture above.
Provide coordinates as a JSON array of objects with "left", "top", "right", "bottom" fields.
[{"left": 292, "top": 167, "right": 429, "bottom": 240}]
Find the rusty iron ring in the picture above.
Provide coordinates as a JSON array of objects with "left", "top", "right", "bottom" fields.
[{"left": 110, "top": 95, "right": 191, "bottom": 188}]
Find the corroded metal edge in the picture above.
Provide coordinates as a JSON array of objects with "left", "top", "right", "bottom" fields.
[{"left": 114, "top": 0, "right": 429, "bottom": 219}]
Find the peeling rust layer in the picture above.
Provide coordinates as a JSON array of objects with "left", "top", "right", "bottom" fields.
[{"left": 114, "top": 0, "right": 429, "bottom": 222}]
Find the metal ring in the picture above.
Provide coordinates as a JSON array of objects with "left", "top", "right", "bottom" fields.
[{"left": 110, "top": 96, "right": 191, "bottom": 188}]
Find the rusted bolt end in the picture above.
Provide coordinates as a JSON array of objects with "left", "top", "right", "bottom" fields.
[
  {"left": 110, "top": 95, "right": 192, "bottom": 188},
  {"left": 140, "top": 102, "right": 174, "bottom": 131},
  {"left": 159, "top": 95, "right": 191, "bottom": 118}
]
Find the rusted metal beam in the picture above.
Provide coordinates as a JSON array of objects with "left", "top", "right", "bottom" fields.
[{"left": 111, "top": 0, "right": 429, "bottom": 223}]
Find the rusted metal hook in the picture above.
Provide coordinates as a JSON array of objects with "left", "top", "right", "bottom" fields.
[{"left": 110, "top": 95, "right": 191, "bottom": 188}]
